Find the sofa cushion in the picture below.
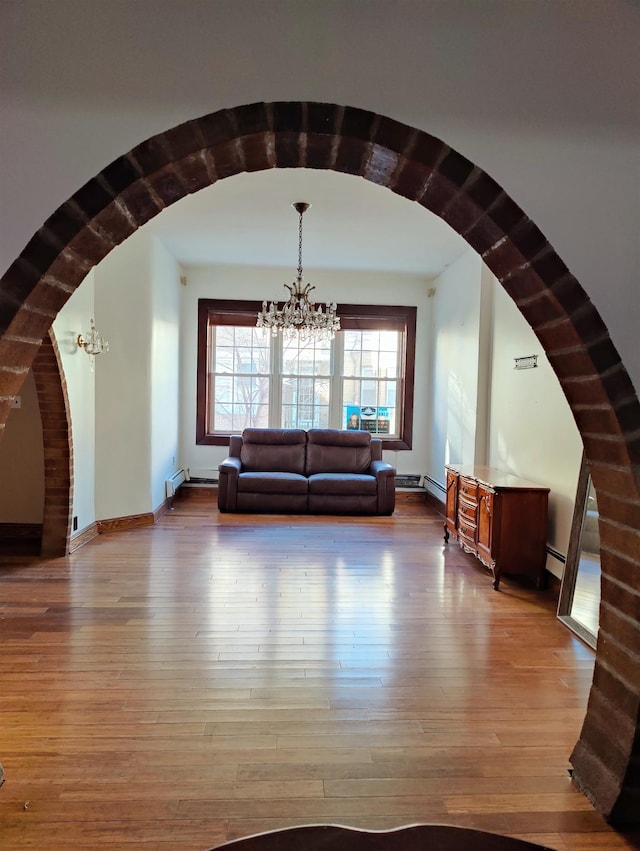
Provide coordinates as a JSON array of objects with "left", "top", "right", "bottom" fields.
[
  {"left": 238, "top": 471, "right": 309, "bottom": 495},
  {"left": 306, "top": 429, "right": 372, "bottom": 475},
  {"left": 240, "top": 428, "right": 307, "bottom": 474},
  {"left": 308, "top": 473, "right": 377, "bottom": 495}
]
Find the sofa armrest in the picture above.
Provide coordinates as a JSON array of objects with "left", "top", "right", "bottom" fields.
[
  {"left": 218, "top": 456, "right": 242, "bottom": 512},
  {"left": 370, "top": 459, "right": 395, "bottom": 477},
  {"left": 369, "top": 460, "right": 396, "bottom": 515}
]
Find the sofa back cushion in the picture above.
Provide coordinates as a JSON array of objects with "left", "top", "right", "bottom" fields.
[
  {"left": 306, "top": 429, "right": 372, "bottom": 475},
  {"left": 240, "top": 428, "right": 307, "bottom": 474}
]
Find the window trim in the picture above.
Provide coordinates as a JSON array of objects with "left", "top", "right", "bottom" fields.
[{"left": 196, "top": 299, "right": 416, "bottom": 451}]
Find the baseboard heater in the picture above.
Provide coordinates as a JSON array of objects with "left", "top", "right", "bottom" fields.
[
  {"left": 165, "top": 468, "right": 190, "bottom": 499},
  {"left": 396, "top": 473, "right": 422, "bottom": 488},
  {"left": 423, "top": 474, "right": 446, "bottom": 494}
]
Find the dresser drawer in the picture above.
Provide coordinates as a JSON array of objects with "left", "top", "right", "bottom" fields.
[
  {"left": 458, "top": 518, "right": 477, "bottom": 547},
  {"left": 458, "top": 497, "right": 477, "bottom": 523},
  {"left": 459, "top": 476, "right": 478, "bottom": 504}
]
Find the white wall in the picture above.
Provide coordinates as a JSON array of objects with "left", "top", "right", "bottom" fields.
[
  {"left": 94, "top": 236, "right": 153, "bottom": 519},
  {"left": 52, "top": 273, "right": 97, "bottom": 534},
  {"left": 1, "top": 1, "right": 638, "bottom": 400},
  {"left": 179, "top": 263, "right": 432, "bottom": 477},
  {"left": 91, "top": 233, "right": 181, "bottom": 520},
  {"left": 426, "top": 250, "right": 483, "bottom": 474},
  {"left": 48, "top": 239, "right": 180, "bottom": 528},
  {"left": 150, "top": 236, "right": 181, "bottom": 509}
]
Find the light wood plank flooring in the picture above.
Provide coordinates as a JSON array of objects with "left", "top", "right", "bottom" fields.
[{"left": 1, "top": 495, "right": 638, "bottom": 850}]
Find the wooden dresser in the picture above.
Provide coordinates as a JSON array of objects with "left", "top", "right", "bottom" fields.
[{"left": 444, "top": 464, "right": 549, "bottom": 590}]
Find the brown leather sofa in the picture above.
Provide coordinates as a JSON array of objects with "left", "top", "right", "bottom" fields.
[{"left": 217, "top": 428, "right": 396, "bottom": 515}]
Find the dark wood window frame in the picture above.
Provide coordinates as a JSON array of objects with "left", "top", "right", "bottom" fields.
[{"left": 196, "top": 299, "right": 416, "bottom": 451}]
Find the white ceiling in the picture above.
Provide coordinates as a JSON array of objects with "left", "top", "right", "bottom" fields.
[{"left": 144, "top": 168, "right": 468, "bottom": 277}]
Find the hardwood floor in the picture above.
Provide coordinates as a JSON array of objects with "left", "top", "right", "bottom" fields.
[{"left": 1, "top": 494, "right": 637, "bottom": 850}]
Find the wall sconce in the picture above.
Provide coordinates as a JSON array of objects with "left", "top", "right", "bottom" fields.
[{"left": 77, "top": 319, "right": 109, "bottom": 371}]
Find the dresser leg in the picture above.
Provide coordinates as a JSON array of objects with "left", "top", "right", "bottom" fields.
[
  {"left": 443, "top": 523, "right": 449, "bottom": 544},
  {"left": 493, "top": 572, "right": 500, "bottom": 591}
]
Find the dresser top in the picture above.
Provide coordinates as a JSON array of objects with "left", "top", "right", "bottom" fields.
[{"left": 446, "top": 464, "right": 550, "bottom": 492}]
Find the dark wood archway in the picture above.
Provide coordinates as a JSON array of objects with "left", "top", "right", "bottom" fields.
[{"left": 0, "top": 101, "right": 639, "bottom": 822}]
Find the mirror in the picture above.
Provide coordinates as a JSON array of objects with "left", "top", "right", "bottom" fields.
[{"left": 557, "top": 453, "right": 601, "bottom": 649}]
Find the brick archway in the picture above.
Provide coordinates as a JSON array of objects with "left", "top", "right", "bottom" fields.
[
  {"left": 31, "top": 331, "right": 73, "bottom": 557},
  {"left": 0, "top": 101, "right": 639, "bottom": 823}
]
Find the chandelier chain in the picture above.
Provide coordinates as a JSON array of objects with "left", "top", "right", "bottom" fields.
[{"left": 297, "top": 207, "right": 304, "bottom": 281}]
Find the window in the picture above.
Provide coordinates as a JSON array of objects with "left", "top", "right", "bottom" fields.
[
  {"left": 342, "top": 329, "right": 399, "bottom": 437},
  {"left": 210, "top": 325, "right": 271, "bottom": 432},
  {"left": 197, "top": 300, "right": 416, "bottom": 450},
  {"left": 281, "top": 335, "right": 332, "bottom": 429}
]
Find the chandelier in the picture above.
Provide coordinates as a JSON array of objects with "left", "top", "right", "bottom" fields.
[{"left": 257, "top": 202, "right": 340, "bottom": 340}]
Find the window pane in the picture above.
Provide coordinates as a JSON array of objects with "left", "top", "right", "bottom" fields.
[
  {"left": 379, "top": 330, "right": 399, "bottom": 351},
  {"left": 342, "top": 378, "right": 360, "bottom": 407},
  {"left": 230, "top": 401, "right": 269, "bottom": 431},
  {"left": 280, "top": 334, "right": 331, "bottom": 429},
  {"left": 209, "top": 324, "right": 272, "bottom": 432},
  {"left": 342, "top": 330, "right": 360, "bottom": 348},
  {"left": 282, "top": 336, "right": 331, "bottom": 376},
  {"left": 281, "top": 404, "right": 330, "bottom": 429},
  {"left": 361, "top": 330, "right": 380, "bottom": 351},
  {"left": 281, "top": 377, "right": 330, "bottom": 429},
  {"left": 214, "top": 327, "right": 270, "bottom": 375},
  {"left": 379, "top": 348, "right": 398, "bottom": 378},
  {"left": 216, "top": 326, "right": 236, "bottom": 346},
  {"left": 342, "top": 329, "right": 399, "bottom": 379},
  {"left": 313, "top": 346, "right": 331, "bottom": 376},
  {"left": 361, "top": 379, "right": 378, "bottom": 405},
  {"left": 211, "top": 375, "right": 270, "bottom": 431},
  {"left": 214, "top": 346, "right": 235, "bottom": 374},
  {"left": 343, "top": 349, "right": 362, "bottom": 376},
  {"left": 214, "top": 375, "right": 233, "bottom": 406},
  {"left": 361, "top": 349, "right": 379, "bottom": 376},
  {"left": 341, "top": 377, "right": 399, "bottom": 437}
]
